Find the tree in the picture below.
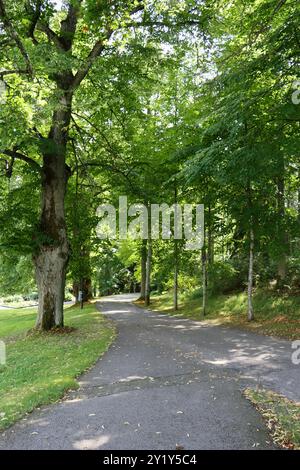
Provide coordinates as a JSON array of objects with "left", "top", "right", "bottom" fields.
[{"left": 0, "top": 0, "right": 209, "bottom": 329}]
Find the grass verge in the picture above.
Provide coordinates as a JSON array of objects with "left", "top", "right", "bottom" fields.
[
  {"left": 145, "top": 289, "right": 300, "bottom": 340},
  {"left": 244, "top": 388, "right": 300, "bottom": 449},
  {"left": 0, "top": 303, "right": 115, "bottom": 430}
]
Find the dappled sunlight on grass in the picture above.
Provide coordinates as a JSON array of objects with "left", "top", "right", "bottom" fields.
[
  {"left": 149, "top": 289, "right": 300, "bottom": 340},
  {"left": 0, "top": 304, "right": 115, "bottom": 430}
]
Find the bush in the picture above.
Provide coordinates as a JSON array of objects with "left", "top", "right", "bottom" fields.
[
  {"left": 286, "top": 256, "right": 300, "bottom": 291},
  {"left": 188, "top": 287, "right": 203, "bottom": 299},
  {"left": 2, "top": 294, "right": 24, "bottom": 304},
  {"left": 64, "top": 292, "right": 73, "bottom": 301},
  {"left": 208, "top": 260, "right": 243, "bottom": 294},
  {"left": 164, "top": 273, "right": 199, "bottom": 294},
  {"left": 23, "top": 292, "right": 39, "bottom": 301}
]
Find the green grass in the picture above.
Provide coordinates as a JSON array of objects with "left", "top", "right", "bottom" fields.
[
  {"left": 0, "top": 307, "right": 38, "bottom": 338},
  {"left": 146, "top": 289, "right": 300, "bottom": 340},
  {"left": 244, "top": 388, "right": 300, "bottom": 450},
  {"left": 0, "top": 303, "right": 115, "bottom": 430}
]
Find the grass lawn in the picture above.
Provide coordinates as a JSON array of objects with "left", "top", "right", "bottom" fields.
[
  {"left": 0, "top": 303, "right": 115, "bottom": 430},
  {"left": 0, "top": 300, "right": 38, "bottom": 309},
  {"left": 244, "top": 388, "right": 300, "bottom": 450},
  {"left": 146, "top": 289, "right": 300, "bottom": 340}
]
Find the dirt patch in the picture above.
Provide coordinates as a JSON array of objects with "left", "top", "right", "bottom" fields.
[{"left": 27, "top": 325, "right": 77, "bottom": 336}]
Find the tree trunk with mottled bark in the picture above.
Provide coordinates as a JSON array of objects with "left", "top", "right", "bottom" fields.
[
  {"left": 34, "top": 91, "right": 72, "bottom": 330},
  {"left": 73, "top": 278, "right": 93, "bottom": 302}
]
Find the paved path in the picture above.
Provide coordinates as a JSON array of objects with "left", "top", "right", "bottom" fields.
[{"left": 0, "top": 294, "right": 298, "bottom": 450}]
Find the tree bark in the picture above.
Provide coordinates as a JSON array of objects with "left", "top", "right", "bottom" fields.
[
  {"left": 298, "top": 168, "right": 300, "bottom": 223},
  {"left": 207, "top": 202, "right": 214, "bottom": 265},
  {"left": 247, "top": 227, "right": 255, "bottom": 321},
  {"left": 139, "top": 239, "right": 147, "bottom": 300},
  {"left": 276, "top": 157, "right": 287, "bottom": 287},
  {"left": 73, "top": 278, "right": 93, "bottom": 302},
  {"left": 173, "top": 186, "right": 179, "bottom": 310},
  {"left": 201, "top": 246, "right": 207, "bottom": 318},
  {"left": 34, "top": 91, "right": 72, "bottom": 330},
  {"left": 145, "top": 239, "right": 152, "bottom": 307},
  {"left": 174, "top": 239, "right": 178, "bottom": 311}
]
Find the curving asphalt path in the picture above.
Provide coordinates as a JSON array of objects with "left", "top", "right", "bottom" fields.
[{"left": 0, "top": 294, "right": 299, "bottom": 450}]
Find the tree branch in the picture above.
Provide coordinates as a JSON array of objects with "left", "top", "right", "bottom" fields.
[
  {"left": 37, "top": 22, "right": 64, "bottom": 49},
  {"left": 0, "top": 69, "right": 29, "bottom": 77},
  {"left": 37, "top": 1, "right": 82, "bottom": 51},
  {"left": 0, "top": 149, "right": 42, "bottom": 173},
  {"left": 123, "top": 20, "right": 203, "bottom": 29},
  {"left": 25, "top": 0, "right": 42, "bottom": 45},
  {"left": 71, "top": 29, "right": 113, "bottom": 91},
  {"left": 71, "top": 1, "right": 145, "bottom": 91},
  {"left": 0, "top": 0, "right": 33, "bottom": 76},
  {"left": 59, "top": 0, "right": 82, "bottom": 51}
]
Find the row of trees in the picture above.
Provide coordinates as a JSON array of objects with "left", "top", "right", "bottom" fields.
[{"left": 0, "top": 0, "right": 299, "bottom": 328}]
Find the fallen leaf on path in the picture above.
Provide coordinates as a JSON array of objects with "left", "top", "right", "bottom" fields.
[{"left": 176, "top": 444, "right": 184, "bottom": 450}]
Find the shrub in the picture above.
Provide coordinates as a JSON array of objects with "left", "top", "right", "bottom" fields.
[
  {"left": 23, "top": 292, "right": 39, "bottom": 301},
  {"left": 208, "top": 260, "right": 243, "bottom": 294},
  {"left": 2, "top": 294, "right": 24, "bottom": 303}
]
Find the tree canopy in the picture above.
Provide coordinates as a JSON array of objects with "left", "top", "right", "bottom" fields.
[{"left": 0, "top": 0, "right": 299, "bottom": 328}]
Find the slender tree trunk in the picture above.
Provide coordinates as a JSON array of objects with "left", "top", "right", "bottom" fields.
[
  {"left": 201, "top": 245, "right": 207, "bottom": 318},
  {"left": 34, "top": 91, "right": 72, "bottom": 330},
  {"left": 207, "top": 203, "right": 214, "bottom": 265},
  {"left": 139, "top": 239, "right": 147, "bottom": 300},
  {"left": 276, "top": 157, "right": 287, "bottom": 287},
  {"left": 247, "top": 227, "right": 255, "bottom": 321},
  {"left": 247, "top": 179, "right": 255, "bottom": 322},
  {"left": 298, "top": 168, "right": 300, "bottom": 223},
  {"left": 173, "top": 186, "right": 179, "bottom": 311},
  {"left": 145, "top": 239, "right": 152, "bottom": 307},
  {"left": 174, "top": 239, "right": 178, "bottom": 311}
]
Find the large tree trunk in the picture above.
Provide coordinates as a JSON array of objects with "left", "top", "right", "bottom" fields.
[
  {"left": 34, "top": 92, "right": 72, "bottom": 330},
  {"left": 139, "top": 239, "right": 147, "bottom": 300},
  {"left": 73, "top": 278, "right": 93, "bottom": 303}
]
